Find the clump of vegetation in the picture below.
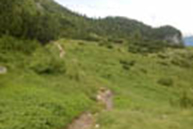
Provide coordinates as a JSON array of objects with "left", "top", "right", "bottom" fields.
[
  {"left": 179, "top": 91, "right": 193, "bottom": 108},
  {"left": 157, "top": 77, "right": 174, "bottom": 87},
  {"left": 128, "top": 32, "right": 175, "bottom": 54},
  {"left": 29, "top": 45, "right": 66, "bottom": 74},
  {"left": 171, "top": 59, "right": 191, "bottom": 68},
  {"left": 157, "top": 53, "right": 169, "bottom": 59},
  {"left": 66, "top": 61, "right": 85, "bottom": 81},
  {"left": 120, "top": 59, "right": 136, "bottom": 70},
  {"left": 0, "top": 36, "right": 39, "bottom": 69},
  {"left": 98, "top": 40, "right": 114, "bottom": 49},
  {"left": 107, "top": 38, "right": 124, "bottom": 44},
  {"left": 170, "top": 54, "right": 192, "bottom": 68},
  {"left": 30, "top": 57, "right": 66, "bottom": 74},
  {"left": 0, "top": 35, "right": 39, "bottom": 55}
]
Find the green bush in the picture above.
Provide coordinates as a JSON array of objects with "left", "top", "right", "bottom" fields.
[
  {"left": 98, "top": 40, "right": 114, "bottom": 49},
  {"left": 0, "top": 36, "right": 39, "bottom": 68},
  {"left": 0, "top": 35, "right": 39, "bottom": 54},
  {"left": 29, "top": 46, "right": 66, "bottom": 74},
  {"left": 127, "top": 32, "right": 175, "bottom": 54},
  {"left": 107, "top": 38, "right": 124, "bottom": 44},
  {"left": 157, "top": 78, "right": 173, "bottom": 87},
  {"left": 157, "top": 53, "right": 169, "bottom": 59},
  {"left": 171, "top": 57, "right": 191, "bottom": 68},
  {"left": 179, "top": 91, "right": 193, "bottom": 108},
  {"left": 128, "top": 39, "right": 169, "bottom": 54},
  {"left": 31, "top": 58, "right": 66, "bottom": 74},
  {"left": 120, "top": 60, "right": 136, "bottom": 70}
]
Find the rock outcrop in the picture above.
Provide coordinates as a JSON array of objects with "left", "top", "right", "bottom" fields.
[{"left": 153, "top": 25, "right": 184, "bottom": 46}]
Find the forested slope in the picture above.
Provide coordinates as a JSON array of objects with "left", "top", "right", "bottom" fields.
[{"left": 0, "top": 0, "right": 183, "bottom": 48}]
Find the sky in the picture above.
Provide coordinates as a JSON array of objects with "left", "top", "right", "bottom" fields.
[{"left": 55, "top": 0, "right": 193, "bottom": 36}]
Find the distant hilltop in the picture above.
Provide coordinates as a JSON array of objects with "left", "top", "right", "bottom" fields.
[{"left": 0, "top": 0, "right": 184, "bottom": 47}]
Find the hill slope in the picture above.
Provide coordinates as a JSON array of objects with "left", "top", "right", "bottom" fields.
[
  {"left": 0, "top": 38, "right": 193, "bottom": 129},
  {"left": 0, "top": 0, "right": 192, "bottom": 129},
  {"left": 0, "top": 0, "right": 183, "bottom": 47}
]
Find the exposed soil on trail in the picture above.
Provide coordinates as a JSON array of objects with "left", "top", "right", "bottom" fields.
[
  {"left": 67, "top": 113, "right": 95, "bottom": 129},
  {"left": 66, "top": 88, "right": 113, "bottom": 129},
  {"left": 55, "top": 42, "right": 66, "bottom": 58}
]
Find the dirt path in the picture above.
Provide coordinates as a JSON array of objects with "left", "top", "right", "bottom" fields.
[
  {"left": 55, "top": 42, "right": 66, "bottom": 58},
  {"left": 67, "top": 113, "right": 95, "bottom": 129},
  {"left": 66, "top": 88, "right": 113, "bottom": 129}
]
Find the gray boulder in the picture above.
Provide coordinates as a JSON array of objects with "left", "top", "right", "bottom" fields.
[{"left": 0, "top": 66, "right": 7, "bottom": 74}]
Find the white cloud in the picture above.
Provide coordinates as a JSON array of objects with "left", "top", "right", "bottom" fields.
[{"left": 55, "top": 0, "right": 193, "bottom": 35}]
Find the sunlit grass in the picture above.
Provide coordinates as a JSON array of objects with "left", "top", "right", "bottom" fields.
[{"left": 0, "top": 38, "right": 193, "bottom": 129}]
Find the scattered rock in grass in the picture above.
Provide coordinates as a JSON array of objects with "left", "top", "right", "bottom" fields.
[
  {"left": 0, "top": 66, "right": 7, "bottom": 74},
  {"left": 97, "top": 87, "right": 114, "bottom": 111},
  {"left": 95, "top": 124, "right": 100, "bottom": 128}
]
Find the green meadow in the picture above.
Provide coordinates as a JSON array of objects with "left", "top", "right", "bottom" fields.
[{"left": 0, "top": 38, "right": 193, "bottom": 129}]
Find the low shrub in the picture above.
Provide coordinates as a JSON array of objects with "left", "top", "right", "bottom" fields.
[
  {"left": 107, "top": 38, "right": 124, "bottom": 44},
  {"left": 98, "top": 41, "right": 114, "bottom": 49},
  {"left": 31, "top": 59, "right": 66, "bottom": 74},
  {"left": 0, "top": 35, "right": 39, "bottom": 55},
  {"left": 139, "top": 68, "right": 148, "bottom": 74},
  {"left": 157, "top": 61, "right": 170, "bottom": 66},
  {"left": 120, "top": 60, "right": 136, "bottom": 70},
  {"left": 179, "top": 91, "right": 193, "bottom": 108},
  {"left": 157, "top": 78, "right": 173, "bottom": 87},
  {"left": 171, "top": 58, "right": 191, "bottom": 68},
  {"left": 157, "top": 53, "right": 169, "bottom": 59},
  {"left": 29, "top": 46, "right": 66, "bottom": 74}
]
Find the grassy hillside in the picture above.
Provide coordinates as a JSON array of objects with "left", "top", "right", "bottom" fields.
[
  {"left": 0, "top": 1, "right": 192, "bottom": 129},
  {"left": 0, "top": 38, "right": 193, "bottom": 129}
]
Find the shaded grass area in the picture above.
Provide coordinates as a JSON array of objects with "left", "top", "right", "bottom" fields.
[
  {"left": 0, "top": 38, "right": 193, "bottom": 129},
  {"left": 97, "top": 109, "right": 193, "bottom": 129}
]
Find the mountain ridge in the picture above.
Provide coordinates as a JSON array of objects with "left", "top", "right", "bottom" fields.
[{"left": 0, "top": 0, "right": 184, "bottom": 47}]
